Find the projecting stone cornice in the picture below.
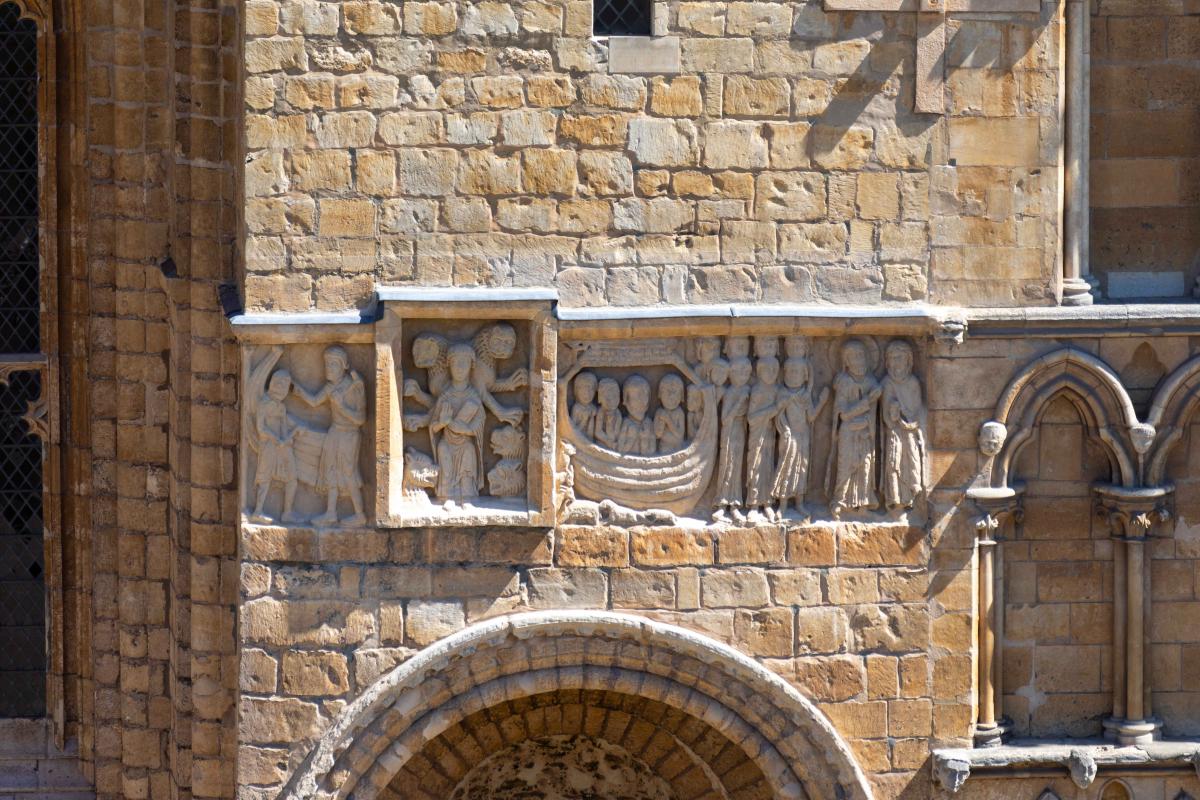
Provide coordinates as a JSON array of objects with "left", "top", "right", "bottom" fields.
[{"left": 932, "top": 741, "right": 1200, "bottom": 793}]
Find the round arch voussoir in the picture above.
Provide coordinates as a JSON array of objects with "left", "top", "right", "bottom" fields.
[{"left": 281, "top": 611, "right": 874, "bottom": 800}]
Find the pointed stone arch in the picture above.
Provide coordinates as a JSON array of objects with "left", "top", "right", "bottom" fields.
[
  {"left": 281, "top": 611, "right": 874, "bottom": 800},
  {"left": 1144, "top": 354, "right": 1200, "bottom": 485},
  {"left": 981, "top": 348, "right": 1145, "bottom": 488}
]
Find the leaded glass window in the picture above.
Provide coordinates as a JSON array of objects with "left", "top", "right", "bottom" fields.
[
  {"left": 0, "top": 1, "right": 43, "bottom": 719},
  {"left": 593, "top": 0, "right": 650, "bottom": 36}
]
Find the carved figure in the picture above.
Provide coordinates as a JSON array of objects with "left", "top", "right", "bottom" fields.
[
  {"left": 713, "top": 357, "right": 752, "bottom": 522},
  {"left": 486, "top": 424, "right": 526, "bottom": 497},
  {"left": 570, "top": 371, "right": 598, "bottom": 436},
  {"left": 694, "top": 336, "right": 721, "bottom": 381},
  {"left": 724, "top": 336, "right": 750, "bottom": 360},
  {"left": 880, "top": 340, "right": 927, "bottom": 511},
  {"left": 979, "top": 421, "right": 1006, "bottom": 457},
  {"left": 784, "top": 334, "right": 809, "bottom": 360},
  {"left": 472, "top": 323, "right": 528, "bottom": 426},
  {"left": 594, "top": 377, "right": 623, "bottom": 450},
  {"left": 295, "top": 346, "right": 367, "bottom": 527},
  {"left": 754, "top": 335, "right": 779, "bottom": 359},
  {"left": 772, "top": 356, "right": 829, "bottom": 519},
  {"left": 745, "top": 356, "right": 781, "bottom": 520},
  {"left": 827, "top": 340, "right": 881, "bottom": 518},
  {"left": 429, "top": 343, "right": 486, "bottom": 503},
  {"left": 618, "top": 375, "right": 656, "bottom": 456},
  {"left": 654, "top": 374, "right": 687, "bottom": 453},
  {"left": 250, "top": 370, "right": 301, "bottom": 524},
  {"left": 686, "top": 383, "right": 704, "bottom": 440}
]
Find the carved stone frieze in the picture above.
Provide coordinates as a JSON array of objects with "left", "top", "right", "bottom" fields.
[{"left": 558, "top": 332, "right": 928, "bottom": 526}]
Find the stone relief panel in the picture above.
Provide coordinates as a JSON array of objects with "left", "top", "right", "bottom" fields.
[
  {"left": 376, "top": 299, "right": 556, "bottom": 527},
  {"left": 557, "top": 332, "right": 928, "bottom": 527},
  {"left": 242, "top": 343, "right": 374, "bottom": 528}
]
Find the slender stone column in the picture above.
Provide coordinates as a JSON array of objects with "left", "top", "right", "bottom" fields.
[
  {"left": 967, "top": 486, "right": 1023, "bottom": 748},
  {"left": 1063, "top": 0, "right": 1097, "bottom": 305},
  {"left": 1094, "top": 484, "right": 1171, "bottom": 746}
]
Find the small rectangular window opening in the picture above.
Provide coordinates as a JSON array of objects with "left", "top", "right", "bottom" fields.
[{"left": 593, "top": 0, "right": 651, "bottom": 37}]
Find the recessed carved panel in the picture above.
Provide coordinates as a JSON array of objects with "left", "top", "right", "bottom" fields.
[
  {"left": 376, "top": 299, "right": 555, "bottom": 527},
  {"left": 242, "top": 343, "right": 374, "bottom": 528}
]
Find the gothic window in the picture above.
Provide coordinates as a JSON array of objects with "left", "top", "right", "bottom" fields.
[
  {"left": 0, "top": 0, "right": 44, "bottom": 719},
  {"left": 593, "top": 0, "right": 650, "bottom": 36}
]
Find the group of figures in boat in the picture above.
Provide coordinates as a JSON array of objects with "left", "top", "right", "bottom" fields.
[{"left": 562, "top": 334, "right": 928, "bottom": 523}]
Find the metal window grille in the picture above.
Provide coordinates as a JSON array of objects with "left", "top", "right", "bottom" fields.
[
  {"left": 0, "top": 1, "right": 43, "bottom": 719},
  {"left": 594, "top": 0, "right": 651, "bottom": 36}
]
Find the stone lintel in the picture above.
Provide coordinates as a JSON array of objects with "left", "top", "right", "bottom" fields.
[{"left": 607, "top": 36, "right": 681, "bottom": 75}]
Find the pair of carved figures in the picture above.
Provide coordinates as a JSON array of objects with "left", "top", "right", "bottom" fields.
[
  {"left": 402, "top": 323, "right": 528, "bottom": 505},
  {"left": 249, "top": 346, "right": 367, "bottom": 527},
  {"left": 570, "top": 371, "right": 689, "bottom": 456},
  {"left": 710, "top": 336, "right": 927, "bottom": 522}
]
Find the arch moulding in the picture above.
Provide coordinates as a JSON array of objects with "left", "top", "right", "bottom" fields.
[
  {"left": 280, "top": 611, "right": 875, "bottom": 800},
  {"left": 980, "top": 347, "right": 1146, "bottom": 489}
]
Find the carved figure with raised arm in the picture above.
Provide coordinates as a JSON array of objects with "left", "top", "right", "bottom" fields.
[
  {"left": 880, "top": 340, "right": 927, "bottom": 510},
  {"left": 472, "top": 323, "right": 528, "bottom": 426},
  {"left": 827, "top": 340, "right": 881, "bottom": 518},
  {"left": 294, "top": 346, "right": 367, "bottom": 527}
]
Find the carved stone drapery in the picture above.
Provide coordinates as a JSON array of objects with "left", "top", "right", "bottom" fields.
[
  {"left": 966, "top": 485, "right": 1023, "bottom": 748},
  {"left": 1094, "top": 484, "right": 1172, "bottom": 746}
]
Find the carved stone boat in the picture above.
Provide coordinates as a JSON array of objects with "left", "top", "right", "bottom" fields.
[{"left": 559, "top": 339, "right": 719, "bottom": 514}]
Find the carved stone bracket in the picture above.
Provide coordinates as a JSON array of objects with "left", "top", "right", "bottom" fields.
[
  {"left": 967, "top": 485, "right": 1023, "bottom": 749},
  {"left": 1094, "top": 483, "right": 1173, "bottom": 746}
]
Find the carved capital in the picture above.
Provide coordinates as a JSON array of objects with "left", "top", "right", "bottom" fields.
[
  {"left": 1093, "top": 484, "right": 1173, "bottom": 540},
  {"left": 967, "top": 486, "right": 1023, "bottom": 543}
]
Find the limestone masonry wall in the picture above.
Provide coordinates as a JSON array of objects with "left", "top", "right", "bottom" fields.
[{"left": 242, "top": 1, "right": 1064, "bottom": 311}]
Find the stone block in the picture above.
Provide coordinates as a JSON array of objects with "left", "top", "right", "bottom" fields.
[
  {"left": 406, "top": 600, "right": 466, "bottom": 646},
  {"left": 281, "top": 650, "right": 350, "bottom": 696},
  {"left": 734, "top": 608, "right": 794, "bottom": 657},
  {"left": 632, "top": 529, "right": 715, "bottom": 566},
  {"left": 701, "top": 567, "right": 769, "bottom": 607},
  {"left": 557, "top": 526, "right": 629, "bottom": 567},
  {"left": 527, "top": 568, "right": 609, "bottom": 608},
  {"left": 611, "top": 570, "right": 675, "bottom": 608},
  {"left": 703, "top": 121, "right": 768, "bottom": 169},
  {"left": 628, "top": 118, "right": 700, "bottom": 167}
]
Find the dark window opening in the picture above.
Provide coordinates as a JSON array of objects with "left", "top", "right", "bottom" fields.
[
  {"left": 594, "top": 0, "right": 650, "bottom": 37},
  {"left": 0, "top": 1, "right": 43, "bottom": 719}
]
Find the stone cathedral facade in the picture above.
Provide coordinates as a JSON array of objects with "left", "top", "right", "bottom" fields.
[{"left": 1, "top": 0, "right": 1200, "bottom": 799}]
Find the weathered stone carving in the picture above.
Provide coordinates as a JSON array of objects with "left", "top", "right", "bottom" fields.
[
  {"left": 880, "top": 340, "right": 927, "bottom": 511},
  {"left": 772, "top": 337, "right": 828, "bottom": 521},
  {"left": 244, "top": 344, "right": 369, "bottom": 527},
  {"left": 560, "top": 338, "right": 718, "bottom": 517},
  {"left": 402, "top": 324, "right": 528, "bottom": 506},
  {"left": 295, "top": 346, "right": 368, "bottom": 526},
  {"left": 560, "top": 332, "right": 929, "bottom": 525},
  {"left": 827, "top": 339, "right": 881, "bottom": 518},
  {"left": 713, "top": 356, "right": 751, "bottom": 523}
]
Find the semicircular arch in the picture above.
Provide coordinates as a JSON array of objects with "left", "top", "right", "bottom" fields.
[{"left": 281, "top": 611, "right": 874, "bottom": 800}]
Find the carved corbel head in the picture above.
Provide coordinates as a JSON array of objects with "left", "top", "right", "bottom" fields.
[
  {"left": 978, "top": 421, "right": 1007, "bottom": 457},
  {"left": 1130, "top": 422, "right": 1156, "bottom": 455}
]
